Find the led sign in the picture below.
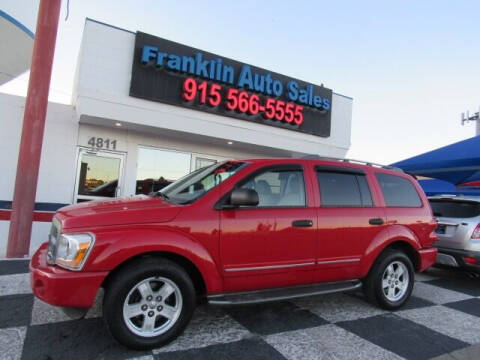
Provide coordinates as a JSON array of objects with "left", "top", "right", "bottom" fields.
[{"left": 130, "top": 32, "right": 332, "bottom": 137}]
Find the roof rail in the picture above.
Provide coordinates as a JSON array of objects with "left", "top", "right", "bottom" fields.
[{"left": 301, "top": 155, "right": 404, "bottom": 173}]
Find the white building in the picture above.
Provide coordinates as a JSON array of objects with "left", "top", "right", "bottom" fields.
[{"left": 0, "top": 19, "right": 353, "bottom": 257}]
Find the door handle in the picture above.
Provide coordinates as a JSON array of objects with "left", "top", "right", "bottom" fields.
[
  {"left": 292, "top": 220, "right": 313, "bottom": 227},
  {"left": 369, "top": 218, "right": 384, "bottom": 226}
]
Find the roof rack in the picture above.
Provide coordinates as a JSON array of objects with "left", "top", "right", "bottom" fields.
[{"left": 301, "top": 155, "right": 404, "bottom": 173}]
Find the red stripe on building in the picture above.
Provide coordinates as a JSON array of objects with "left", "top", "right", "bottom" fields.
[
  {"left": 33, "top": 212, "right": 54, "bottom": 222},
  {"left": 0, "top": 210, "right": 53, "bottom": 222},
  {"left": 0, "top": 210, "right": 11, "bottom": 220}
]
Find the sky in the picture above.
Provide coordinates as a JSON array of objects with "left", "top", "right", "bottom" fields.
[{"left": 1, "top": 0, "right": 479, "bottom": 165}]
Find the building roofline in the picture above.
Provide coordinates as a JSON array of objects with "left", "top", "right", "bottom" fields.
[
  {"left": 333, "top": 92, "right": 353, "bottom": 100},
  {"left": 85, "top": 17, "right": 135, "bottom": 34},
  {"left": 84, "top": 18, "right": 353, "bottom": 101}
]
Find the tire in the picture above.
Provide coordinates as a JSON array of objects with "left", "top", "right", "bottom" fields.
[
  {"left": 363, "top": 249, "right": 414, "bottom": 310},
  {"left": 103, "top": 257, "right": 196, "bottom": 350}
]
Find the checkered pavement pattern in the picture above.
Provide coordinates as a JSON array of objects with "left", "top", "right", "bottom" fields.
[{"left": 1, "top": 260, "right": 480, "bottom": 360}]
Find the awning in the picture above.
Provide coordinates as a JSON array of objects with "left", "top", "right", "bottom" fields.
[
  {"left": 0, "top": 9, "right": 35, "bottom": 85},
  {"left": 391, "top": 136, "right": 480, "bottom": 185},
  {"left": 418, "top": 179, "right": 457, "bottom": 195}
]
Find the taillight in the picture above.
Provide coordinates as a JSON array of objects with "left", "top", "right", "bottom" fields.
[
  {"left": 471, "top": 224, "right": 480, "bottom": 239},
  {"left": 464, "top": 256, "right": 478, "bottom": 265}
]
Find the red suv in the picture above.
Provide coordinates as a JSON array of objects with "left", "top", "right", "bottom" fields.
[{"left": 30, "top": 157, "right": 438, "bottom": 349}]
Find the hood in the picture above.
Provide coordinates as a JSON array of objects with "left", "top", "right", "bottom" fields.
[{"left": 56, "top": 195, "right": 182, "bottom": 229}]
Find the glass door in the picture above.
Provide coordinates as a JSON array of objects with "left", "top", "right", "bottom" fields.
[{"left": 74, "top": 148, "right": 125, "bottom": 203}]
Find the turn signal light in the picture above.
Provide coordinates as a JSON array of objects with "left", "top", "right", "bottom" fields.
[
  {"left": 471, "top": 224, "right": 480, "bottom": 239},
  {"left": 463, "top": 256, "right": 478, "bottom": 265}
]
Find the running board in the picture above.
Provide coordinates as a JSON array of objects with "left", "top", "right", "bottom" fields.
[{"left": 208, "top": 280, "right": 362, "bottom": 306}]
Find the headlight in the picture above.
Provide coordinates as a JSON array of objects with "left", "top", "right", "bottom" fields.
[
  {"left": 47, "top": 217, "right": 62, "bottom": 265},
  {"left": 55, "top": 233, "right": 95, "bottom": 270}
]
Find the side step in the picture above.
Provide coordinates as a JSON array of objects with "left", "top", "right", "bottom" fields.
[{"left": 208, "top": 280, "right": 362, "bottom": 306}]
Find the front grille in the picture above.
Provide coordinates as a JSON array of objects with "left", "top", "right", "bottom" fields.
[{"left": 47, "top": 218, "right": 61, "bottom": 264}]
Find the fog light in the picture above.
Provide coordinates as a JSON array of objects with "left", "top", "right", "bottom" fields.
[{"left": 463, "top": 256, "right": 478, "bottom": 265}]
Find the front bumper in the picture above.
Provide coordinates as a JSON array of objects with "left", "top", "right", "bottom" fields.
[
  {"left": 435, "top": 246, "right": 480, "bottom": 272},
  {"left": 418, "top": 247, "right": 438, "bottom": 272},
  {"left": 30, "top": 243, "right": 108, "bottom": 308}
]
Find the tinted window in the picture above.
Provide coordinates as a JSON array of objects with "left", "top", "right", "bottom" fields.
[
  {"left": 430, "top": 200, "right": 480, "bottom": 218},
  {"left": 240, "top": 169, "right": 306, "bottom": 207},
  {"left": 317, "top": 172, "right": 373, "bottom": 207},
  {"left": 357, "top": 176, "right": 374, "bottom": 207},
  {"left": 376, "top": 173, "right": 422, "bottom": 207}
]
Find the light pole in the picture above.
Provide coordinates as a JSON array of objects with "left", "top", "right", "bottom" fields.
[
  {"left": 6, "top": 0, "right": 62, "bottom": 258},
  {"left": 461, "top": 108, "right": 480, "bottom": 136}
]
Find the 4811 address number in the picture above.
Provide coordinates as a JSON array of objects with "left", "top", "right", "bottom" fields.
[
  {"left": 182, "top": 77, "right": 304, "bottom": 125},
  {"left": 87, "top": 137, "right": 117, "bottom": 150}
]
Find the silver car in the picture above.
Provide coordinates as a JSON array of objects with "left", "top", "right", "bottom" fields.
[{"left": 429, "top": 195, "right": 480, "bottom": 271}]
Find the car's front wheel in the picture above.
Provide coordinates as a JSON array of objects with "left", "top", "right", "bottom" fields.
[
  {"left": 103, "top": 257, "right": 196, "bottom": 350},
  {"left": 363, "top": 249, "right": 414, "bottom": 310}
]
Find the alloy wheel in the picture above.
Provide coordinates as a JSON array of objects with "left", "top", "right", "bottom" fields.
[
  {"left": 381, "top": 261, "right": 409, "bottom": 302},
  {"left": 122, "top": 276, "right": 183, "bottom": 337}
]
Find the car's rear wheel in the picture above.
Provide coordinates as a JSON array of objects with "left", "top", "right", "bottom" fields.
[
  {"left": 103, "top": 257, "right": 195, "bottom": 350},
  {"left": 363, "top": 249, "right": 414, "bottom": 310}
]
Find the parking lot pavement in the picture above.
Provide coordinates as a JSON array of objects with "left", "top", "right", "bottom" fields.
[{"left": 1, "top": 261, "right": 480, "bottom": 360}]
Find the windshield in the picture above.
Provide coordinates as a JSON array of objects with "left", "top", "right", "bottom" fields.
[{"left": 156, "top": 161, "right": 247, "bottom": 204}]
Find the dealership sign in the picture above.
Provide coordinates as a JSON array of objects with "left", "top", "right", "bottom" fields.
[{"left": 130, "top": 32, "right": 332, "bottom": 137}]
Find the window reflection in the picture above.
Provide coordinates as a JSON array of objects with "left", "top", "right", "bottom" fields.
[
  {"left": 160, "top": 161, "right": 246, "bottom": 204},
  {"left": 195, "top": 157, "right": 217, "bottom": 170},
  {"left": 78, "top": 154, "right": 120, "bottom": 197},
  {"left": 136, "top": 148, "right": 191, "bottom": 195}
]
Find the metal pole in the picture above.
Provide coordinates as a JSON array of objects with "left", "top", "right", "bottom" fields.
[
  {"left": 6, "top": 0, "right": 62, "bottom": 258},
  {"left": 477, "top": 109, "right": 480, "bottom": 136}
]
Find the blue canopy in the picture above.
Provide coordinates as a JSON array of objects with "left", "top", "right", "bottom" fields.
[
  {"left": 418, "top": 179, "right": 456, "bottom": 195},
  {"left": 418, "top": 179, "right": 480, "bottom": 196},
  {"left": 392, "top": 136, "right": 480, "bottom": 184}
]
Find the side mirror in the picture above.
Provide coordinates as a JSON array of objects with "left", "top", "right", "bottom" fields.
[{"left": 230, "top": 188, "right": 259, "bottom": 207}]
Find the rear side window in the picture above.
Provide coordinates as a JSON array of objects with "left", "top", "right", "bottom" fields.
[
  {"left": 430, "top": 200, "right": 480, "bottom": 218},
  {"left": 317, "top": 172, "right": 373, "bottom": 207},
  {"left": 376, "top": 173, "right": 422, "bottom": 207}
]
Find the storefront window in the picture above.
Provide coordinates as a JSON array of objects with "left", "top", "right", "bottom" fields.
[
  {"left": 136, "top": 147, "right": 191, "bottom": 195},
  {"left": 195, "top": 157, "right": 217, "bottom": 170}
]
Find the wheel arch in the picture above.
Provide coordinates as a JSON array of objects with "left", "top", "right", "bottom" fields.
[
  {"left": 384, "top": 241, "right": 420, "bottom": 271},
  {"left": 360, "top": 225, "right": 422, "bottom": 277},
  {"left": 87, "top": 227, "right": 224, "bottom": 295},
  {"left": 101, "top": 251, "right": 208, "bottom": 299}
]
